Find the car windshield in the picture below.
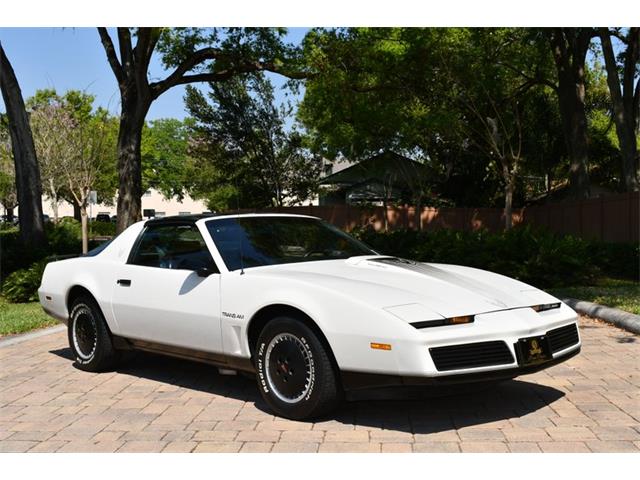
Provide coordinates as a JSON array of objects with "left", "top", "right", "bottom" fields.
[{"left": 205, "top": 216, "right": 376, "bottom": 271}]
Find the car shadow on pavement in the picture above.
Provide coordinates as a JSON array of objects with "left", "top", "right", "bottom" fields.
[{"left": 50, "top": 347, "right": 565, "bottom": 434}]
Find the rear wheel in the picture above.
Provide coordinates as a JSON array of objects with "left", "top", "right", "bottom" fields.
[
  {"left": 255, "top": 317, "right": 341, "bottom": 420},
  {"left": 68, "top": 295, "right": 120, "bottom": 372}
]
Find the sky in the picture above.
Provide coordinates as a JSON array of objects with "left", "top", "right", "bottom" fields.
[{"left": 0, "top": 27, "right": 309, "bottom": 120}]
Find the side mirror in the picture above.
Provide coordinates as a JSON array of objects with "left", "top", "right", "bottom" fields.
[
  {"left": 196, "top": 267, "right": 213, "bottom": 278},
  {"left": 196, "top": 266, "right": 216, "bottom": 277}
]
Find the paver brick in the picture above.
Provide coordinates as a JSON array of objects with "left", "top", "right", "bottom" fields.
[
  {"left": 117, "top": 441, "right": 167, "bottom": 452},
  {"left": 193, "top": 442, "right": 242, "bottom": 453},
  {"left": 272, "top": 442, "right": 319, "bottom": 453},
  {"left": 162, "top": 441, "right": 197, "bottom": 452},
  {"left": 538, "top": 441, "right": 590, "bottom": 453},
  {"left": 586, "top": 441, "right": 639, "bottom": 452}
]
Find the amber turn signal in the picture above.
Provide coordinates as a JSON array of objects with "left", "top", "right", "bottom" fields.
[
  {"left": 370, "top": 342, "right": 392, "bottom": 351},
  {"left": 449, "top": 315, "right": 473, "bottom": 324}
]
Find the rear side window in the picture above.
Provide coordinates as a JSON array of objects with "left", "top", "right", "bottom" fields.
[{"left": 129, "top": 224, "right": 216, "bottom": 271}]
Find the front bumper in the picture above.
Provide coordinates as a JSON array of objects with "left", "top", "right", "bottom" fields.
[
  {"left": 333, "top": 303, "right": 581, "bottom": 393},
  {"left": 341, "top": 343, "right": 580, "bottom": 392}
]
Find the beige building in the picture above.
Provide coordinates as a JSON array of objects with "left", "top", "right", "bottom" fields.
[{"left": 36, "top": 189, "right": 210, "bottom": 219}]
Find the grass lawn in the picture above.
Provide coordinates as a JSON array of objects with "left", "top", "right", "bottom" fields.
[
  {"left": 0, "top": 296, "right": 59, "bottom": 337},
  {"left": 549, "top": 277, "right": 640, "bottom": 315}
]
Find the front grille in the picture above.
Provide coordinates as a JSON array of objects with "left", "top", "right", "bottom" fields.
[
  {"left": 429, "top": 341, "right": 514, "bottom": 372},
  {"left": 547, "top": 323, "right": 579, "bottom": 353}
]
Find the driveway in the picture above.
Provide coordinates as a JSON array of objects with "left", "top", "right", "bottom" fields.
[{"left": 1, "top": 316, "right": 638, "bottom": 453}]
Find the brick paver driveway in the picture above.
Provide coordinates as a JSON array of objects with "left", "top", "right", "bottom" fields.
[{"left": 1, "top": 316, "right": 638, "bottom": 453}]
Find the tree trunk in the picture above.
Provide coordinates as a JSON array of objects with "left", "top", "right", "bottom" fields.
[
  {"left": 72, "top": 202, "right": 81, "bottom": 222},
  {"left": 6, "top": 206, "right": 14, "bottom": 223},
  {"left": 503, "top": 168, "right": 514, "bottom": 230},
  {"left": 0, "top": 43, "right": 46, "bottom": 247},
  {"left": 115, "top": 96, "right": 149, "bottom": 233},
  {"left": 549, "top": 29, "right": 592, "bottom": 199},
  {"left": 599, "top": 28, "right": 639, "bottom": 191},
  {"left": 80, "top": 202, "right": 88, "bottom": 254},
  {"left": 48, "top": 179, "right": 59, "bottom": 223}
]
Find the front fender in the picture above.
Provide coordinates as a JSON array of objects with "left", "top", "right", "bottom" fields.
[{"left": 220, "top": 271, "right": 419, "bottom": 374}]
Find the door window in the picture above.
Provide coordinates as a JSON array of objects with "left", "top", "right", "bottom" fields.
[{"left": 129, "top": 224, "right": 217, "bottom": 271}]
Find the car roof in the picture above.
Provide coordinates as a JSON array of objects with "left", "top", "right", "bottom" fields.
[{"left": 144, "top": 212, "right": 319, "bottom": 227}]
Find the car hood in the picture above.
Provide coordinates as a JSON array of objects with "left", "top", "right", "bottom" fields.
[{"left": 245, "top": 255, "right": 559, "bottom": 319}]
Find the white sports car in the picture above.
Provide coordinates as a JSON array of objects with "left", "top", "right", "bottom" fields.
[{"left": 38, "top": 213, "right": 580, "bottom": 419}]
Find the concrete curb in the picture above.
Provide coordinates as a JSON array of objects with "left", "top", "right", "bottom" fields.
[
  {"left": 0, "top": 324, "right": 66, "bottom": 348},
  {"left": 562, "top": 298, "right": 640, "bottom": 335}
]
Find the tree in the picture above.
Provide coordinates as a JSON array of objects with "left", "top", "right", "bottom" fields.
[
  {"left": 547, "top": 28, "right": 596, "bottom": 199},
  {"left": 598, "top": 27, "right": 639, "bottom": 191},
  {"left": 29, "top": 89, "right": 119, "bottom": 226},
  {"left": 0, "top": 42, "right": 46, "bottom": 246},
  {"left": 186, "top": 74, "right": 321, "bottom": 210},
  {"left": 96, "top": 27, "right": 306, "bottom": 232},
  {"left": 28, "top": 92, "right": 116, "bottom": 252},
  {"left": 0, "top": 117, "right": 18, "bottom": 221},
  {"left": 300, "top": 28, "right": 558, "bottom": 228},
  {"left": 29, "top": 90, "right": 76, "bottom": 223}
]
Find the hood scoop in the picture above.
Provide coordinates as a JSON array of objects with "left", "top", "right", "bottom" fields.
[{"left": 369, "top": 257, "right": 518, "bottom": 309}]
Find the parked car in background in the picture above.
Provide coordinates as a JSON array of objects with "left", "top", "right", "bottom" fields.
[
  {"left": 38, "top": 214, "right": 581, "bottom": 419},
  {"left": 95, "top": 213, "right": 111, "bottom": 223}
]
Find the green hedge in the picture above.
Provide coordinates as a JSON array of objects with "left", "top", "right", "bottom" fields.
[
  {"left": 1, "top": 260, "right": 48, "bottom": 303},
  {"left": 0, "top": 219, "right": 104, "bottom": 285},
  {"left": 354, "top": 225, "right": 639, "bottom": 288}
]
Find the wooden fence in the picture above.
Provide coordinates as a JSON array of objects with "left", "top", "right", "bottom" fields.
[{"left": 265, "top": 192, "right": 638, "bottom": 243}]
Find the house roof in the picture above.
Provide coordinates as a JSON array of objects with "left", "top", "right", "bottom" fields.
[{"left": 319, "top": 151, "right": 428, "bottom": 187}]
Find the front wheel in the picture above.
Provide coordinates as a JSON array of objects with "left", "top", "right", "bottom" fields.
[
  {"left": 255, "top": 317, "right": 341, "bottom": 420},
  {"left": 68, "top": 295, "right": 120, "bottom": 372}
]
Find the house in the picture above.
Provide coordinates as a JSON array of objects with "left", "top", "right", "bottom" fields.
[
  {"left": 318, "top": 151, "right": 430, "bottom": 206},
  {"left": 35, "top": 189, "right": 209, "bottom": 220}
]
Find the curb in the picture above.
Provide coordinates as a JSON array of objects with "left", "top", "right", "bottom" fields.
[
  {"left": 562, "top": 298, "right": 640, "bottom": 335},
  {"left": 0, "top": 324, "right": 66, "bottom": 348}
]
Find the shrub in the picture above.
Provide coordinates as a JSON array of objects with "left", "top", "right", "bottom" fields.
[
  {"left": 355, "top": 225, "right": 637, "bottom": 288},
  {"left": 1, "top": 260, "right": 48, "bottom": 303},
  {"left": 89, "top": 220, "right": 116, "bottom": 237},
  {"left": 0, "top": 221, "right": 82, "bottom": 284}
]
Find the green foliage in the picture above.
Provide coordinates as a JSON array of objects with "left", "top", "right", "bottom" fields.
[
  {"left": 1, "top": 260, "right": 47, "bottom": 303},
  {"left": 141, "top": 118, "right": 193, "bottom": 200},
  {"left": 185, "top": 73, "right": 321, "bottom": 210},
  {"left": 354, "top": 226, "right": 638, "bottom": 288},
  {"left": 89, "top": 220, "right": 116, "bottom": 237}
]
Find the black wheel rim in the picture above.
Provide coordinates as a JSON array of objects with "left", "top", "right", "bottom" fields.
[
  {"left": 73, "top": 311, "right": 97, "bottom": 360},
  {"left": 265, "top": 333, "right": 312, "bottom": 403}
]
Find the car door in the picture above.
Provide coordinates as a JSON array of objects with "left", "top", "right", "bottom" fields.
[{"left": 110, "top": 222, "right": 223, "bottom": 353}]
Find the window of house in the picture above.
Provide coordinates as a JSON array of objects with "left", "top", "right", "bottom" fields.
[
  {"left": 178, "top": 211, "right": 191, "bottom": 216},
  {"left": 144, "top": 190, "right": 152, "bottom": 197}
]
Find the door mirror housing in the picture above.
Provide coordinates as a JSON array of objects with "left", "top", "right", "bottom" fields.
[{"left": 196, "top": 266, "right": 217, "bottom": 277}]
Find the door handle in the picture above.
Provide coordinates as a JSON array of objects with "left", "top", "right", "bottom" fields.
[{"left": 117, "top": 279, "right": 131, "bottom": 287}]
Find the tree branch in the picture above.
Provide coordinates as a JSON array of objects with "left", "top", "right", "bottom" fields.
[
  {"left": 150, "top": 56, "right": 309, "bottom": 99},
  {"left": 117, "top": 28, "right": 133, "bottom": 71},
  {"left": 97, "top": 28, "right": 124, "bottom": 85}
]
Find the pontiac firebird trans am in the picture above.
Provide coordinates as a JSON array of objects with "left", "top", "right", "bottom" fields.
[{"left": 38, "top": 214, "right": 581, "bottom": 419}]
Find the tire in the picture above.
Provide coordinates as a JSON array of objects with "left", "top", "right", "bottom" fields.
[
  {"left": 255, "top": 316, "right": 341, "bottom": 420},
  {"left": 68, "top": 295, "right": 120, "bottom": 372}
]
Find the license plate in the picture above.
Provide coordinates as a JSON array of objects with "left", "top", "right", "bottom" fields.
[{"left": 516, "top": 335, "right": 552, "bottom": 366}]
